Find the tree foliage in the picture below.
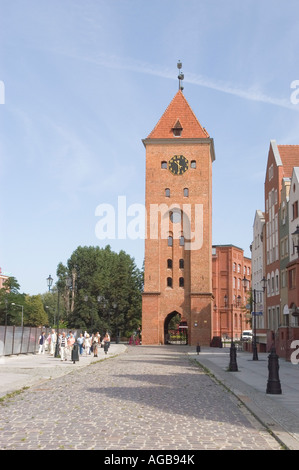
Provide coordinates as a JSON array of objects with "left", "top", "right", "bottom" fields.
[
  {"left": 24, "top": 295, "right": 48, "bottom": 326},
  {"left": 57, "top": 245, "right": 143, "bottom": 337},
  {"left": 0, "top": 277, "right": 49, "bottom": 327}
]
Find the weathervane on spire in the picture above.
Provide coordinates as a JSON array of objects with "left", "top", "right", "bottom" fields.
[{"left": 177, "top": 60, "right": 184, "bottom": 91}]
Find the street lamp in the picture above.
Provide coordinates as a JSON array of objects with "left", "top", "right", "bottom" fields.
[
  {"left": 47, "top": 274, "right": 53, "bottom": 292},
  {"left": 47, "top": 276, "right": 61, "bottom": 358},
  {"left": 242, "top": 276, "right": 266, "bottom": 361},
  {"left": 11, "top": 303, "right": 24, "bottom": 328},
  {"left": 112, "top": 301, "right": 119, "bottom": 343},
  {"left": 224, "top": 294, "right": 238, "bottom": 371}
]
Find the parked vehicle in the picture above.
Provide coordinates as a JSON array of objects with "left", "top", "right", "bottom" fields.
[{"left": 241, "top": 330, "right": 253, "bottom": 341}]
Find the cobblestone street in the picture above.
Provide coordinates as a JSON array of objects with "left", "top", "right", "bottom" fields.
[{"left": 0, "top": 346, "right": 281, "bottom": 450}]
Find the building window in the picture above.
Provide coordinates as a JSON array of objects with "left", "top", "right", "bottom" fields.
[
  {"left": 168, "top": 236, "right": 173, "bottom": 247},
  {"left": 161, "top": 161, "right": 167, "bottom": 169},
  {"left": 170, "top": 210, "right": 181, "bottom": 223},
  {"left": 183, "top": 188, "right": 189, "bottom": 197},
  {"left": 292, "top": 201, "right": 298, "bottom": 220},
  {"left": 179, "top": 236, "right": 185, "bottom": 246},
  {"left": 167, "top": 259, "right": 172, "bottom": 269},
  {"left": 173, "top": 128, "right": 182, "bottom": 137},
  {"left": 281, "top": 270, "right": 286, "bottom": 288},
  {"left": 172, "top": 119, "right": 183, "bottom": 137},
  {"left": 167, "top": 277, "right": 173, "bottom": 288},
  {"left": 190, "top": 160, "right": 196, "bottom": 168},
  {"left": 289, "top": 268, "right": 296, "bottom": 289},
  {"left": 165, "top": 188, "right": 170, "bottom": 197},
  {"left": 179, "top": 277, "right": 184, "bottom": 287},
  {"left": 179, "top": 259, "right": 184, "bottom": 269}
]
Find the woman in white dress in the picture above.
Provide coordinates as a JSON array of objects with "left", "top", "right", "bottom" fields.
[{"left": 83, "top": 334, "right": 91, "bottom": 356}]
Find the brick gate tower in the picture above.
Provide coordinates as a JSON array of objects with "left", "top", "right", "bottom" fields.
[{"left": 142, "top": 70, "right": 216, "bottom": 346}]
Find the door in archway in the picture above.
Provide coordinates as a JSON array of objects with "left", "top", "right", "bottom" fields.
[{"left": 164, "top": 311, "right": 188, "bottom": 345}]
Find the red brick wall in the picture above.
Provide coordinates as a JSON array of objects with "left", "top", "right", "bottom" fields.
[
  {"left": 142, "top": 138, "right": 214, "bottom": 345},
  {"left": 212, "top": 245, "right": 251, "bottom": 340}
]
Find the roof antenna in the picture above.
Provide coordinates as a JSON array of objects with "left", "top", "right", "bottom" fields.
[{"left": 177, "top": 60, "right": 184, "bottom": 91}]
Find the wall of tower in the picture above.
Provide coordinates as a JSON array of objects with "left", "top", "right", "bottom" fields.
[{"left": 142, "top": 138, "right": 214, "bottom": 346}]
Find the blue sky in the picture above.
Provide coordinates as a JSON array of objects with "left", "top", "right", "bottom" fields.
[{"left": 1, "top": 0, "right": 299, "bottom": 295}]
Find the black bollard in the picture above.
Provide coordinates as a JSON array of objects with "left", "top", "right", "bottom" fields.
[
  {"left": 228, "top": 342, "right": 238, "bottom": 371},
  {"left": 196, "top": 342, "right": 201, "bottom": 355},
  {"left": 266, "top": 347, "right": 282, "bottom": 394},
  {"left": 71, "top": 343, "right": 79, "bottom": 364}
]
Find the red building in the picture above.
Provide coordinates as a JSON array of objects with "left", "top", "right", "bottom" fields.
[
  {"left": 0, "top": 267, "right": 9, "bottom": 290},
  {"left": 264, "top": 141, "right": 299, "bottom": 353},
  {"left": 212, "top": 245, "right": 251, "bottom": 342},
  {"left": 142, "top": 89, "right": 215, "bottom": 346}
]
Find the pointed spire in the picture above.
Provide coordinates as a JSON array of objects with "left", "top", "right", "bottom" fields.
[{"left": 146, "top": 90, "right": 209, "bottom": 139}]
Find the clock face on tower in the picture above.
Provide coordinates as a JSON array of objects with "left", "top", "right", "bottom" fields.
[{"left": 168, "top": 155, "right": 189, "bottom": 175}]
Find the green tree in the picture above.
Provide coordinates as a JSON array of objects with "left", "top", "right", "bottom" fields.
[
  {"left": 0, "top": 277, "right": 26, "bottom": 326},
  {"left": 24, "top": 295, "right": 48, "bottom": 327},
  {"left": 60, "top": 245, "right": 143, "bottom": 337}
]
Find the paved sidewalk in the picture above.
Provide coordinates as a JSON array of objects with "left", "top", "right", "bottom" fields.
[
  {"left": 0, "top": 343, "right": 127, "bottom": 398},
  {"left": 190, "top": 346, "right": 299, "bottom": 450}
]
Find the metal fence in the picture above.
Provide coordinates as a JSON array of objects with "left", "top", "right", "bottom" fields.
[{"left": 0, "top": 326, "right": 78, "bottom": 356}]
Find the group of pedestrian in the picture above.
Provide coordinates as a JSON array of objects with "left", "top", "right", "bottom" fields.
[
  {"left": 83, "top": 331, "right": 111, "bottom": 356},
  {"left": 38, "top": 329, "right": 111, "bottom": 360}
]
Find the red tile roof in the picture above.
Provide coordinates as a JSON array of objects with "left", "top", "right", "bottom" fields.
[
  {"left": 278, "top": 145, "right": 299, "bottom": 178},
  {"left": 147, "top": 90, "right": 209, "bottom": 139}
]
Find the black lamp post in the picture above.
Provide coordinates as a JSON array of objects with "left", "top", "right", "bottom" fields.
[
  {"left": 47, "top": 274, "right": 53, "bottom": 292},
  {"left": 225, "top": 294, "right": 238, "bottom": 371},
  {"left": 242, "top": 276, "right": 266, "bottom": 361},
  {"left": 112, "top": 301, "right": 119, "bottom": 343}
]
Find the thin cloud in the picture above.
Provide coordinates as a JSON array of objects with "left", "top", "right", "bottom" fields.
[{"left": 54, "top": 49, "right": 298, "bottom": 112}]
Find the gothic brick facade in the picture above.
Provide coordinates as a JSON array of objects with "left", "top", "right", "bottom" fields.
[{"left": 142, "top": 91, "right": 215, "bottom": 345}]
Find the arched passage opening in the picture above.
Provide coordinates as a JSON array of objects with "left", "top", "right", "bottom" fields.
[{"left": 164, "top": 311, "right": 188, "bottom": 345}]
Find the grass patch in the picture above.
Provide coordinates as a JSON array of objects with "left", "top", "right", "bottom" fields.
[{"left": 0, "top": 387, "right": 30, "bottom": 405}]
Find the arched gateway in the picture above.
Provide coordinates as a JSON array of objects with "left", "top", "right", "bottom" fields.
[
  {"left": 164, "top": 311, "right": 188, "bottom": 345},
  {"left": 141, "top": 70, "right": 215, "bottom": 346}
]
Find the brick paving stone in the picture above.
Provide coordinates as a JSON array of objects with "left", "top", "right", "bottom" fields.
[{"left": 0, "top": 346, "right": 282, "bottom": 450}]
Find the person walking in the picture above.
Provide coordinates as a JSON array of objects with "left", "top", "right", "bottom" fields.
[
  {"left": 77, "top": 333, "right": 84, "bottom": 355},
  {"left": 59, "top": 332, "right": 67, "bottom": 361},
  {"left": 83, "top": 334, "right": 91, "bottom": 355},
  {"left": 50, "top": 329, "right": 57, "bottom": 356},
  {"left": 92, "top": 332, "right": 100, "bottom": 357},
  {"left": 38, "top": 331, "right": 46, "bottom": 354},
  {"left": 67, "top": 332, "right": 75, "bottom": 360},
  {"left": 103, "top": 332, "right": 110, "bottom": 355}
]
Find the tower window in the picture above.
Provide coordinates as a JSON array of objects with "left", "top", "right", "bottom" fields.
[
  {"left": 161, "top": 161, "right": 167, "bottom": 169},
  {"left": 168, "top": 236, "right": 173, "bottom": 247},
  {"left": 172, "top": 119, "right": 183, "bottom": 137},
  {"left": 179, "top": 277, "right": 184, "bottom": 287},
  {"left": 184, "top": 188, "right": 189, "bottom": 197},
  {"left": 167, "top": 277, "right": 173, "bottom": 288},
  {"left": 179, "top": 236, "right": 185, "bottom": 246},
  {"left": 170, "top": 209, "right": 181, "bottom": 223},
  {"left": 173, "top": 128, "right": 182, "bottom": 137},
  {"left": 191, "top": 160, "right": 196, "bottom": 168},
  {"left": 165, "top": 188, "right": 170, "bottom": 197},
  {"left": 167, "top": 259, "right": 172, "bottom": 269},
  {"left": 179, "top": 259, "right": 184, "bottom": 269}
]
